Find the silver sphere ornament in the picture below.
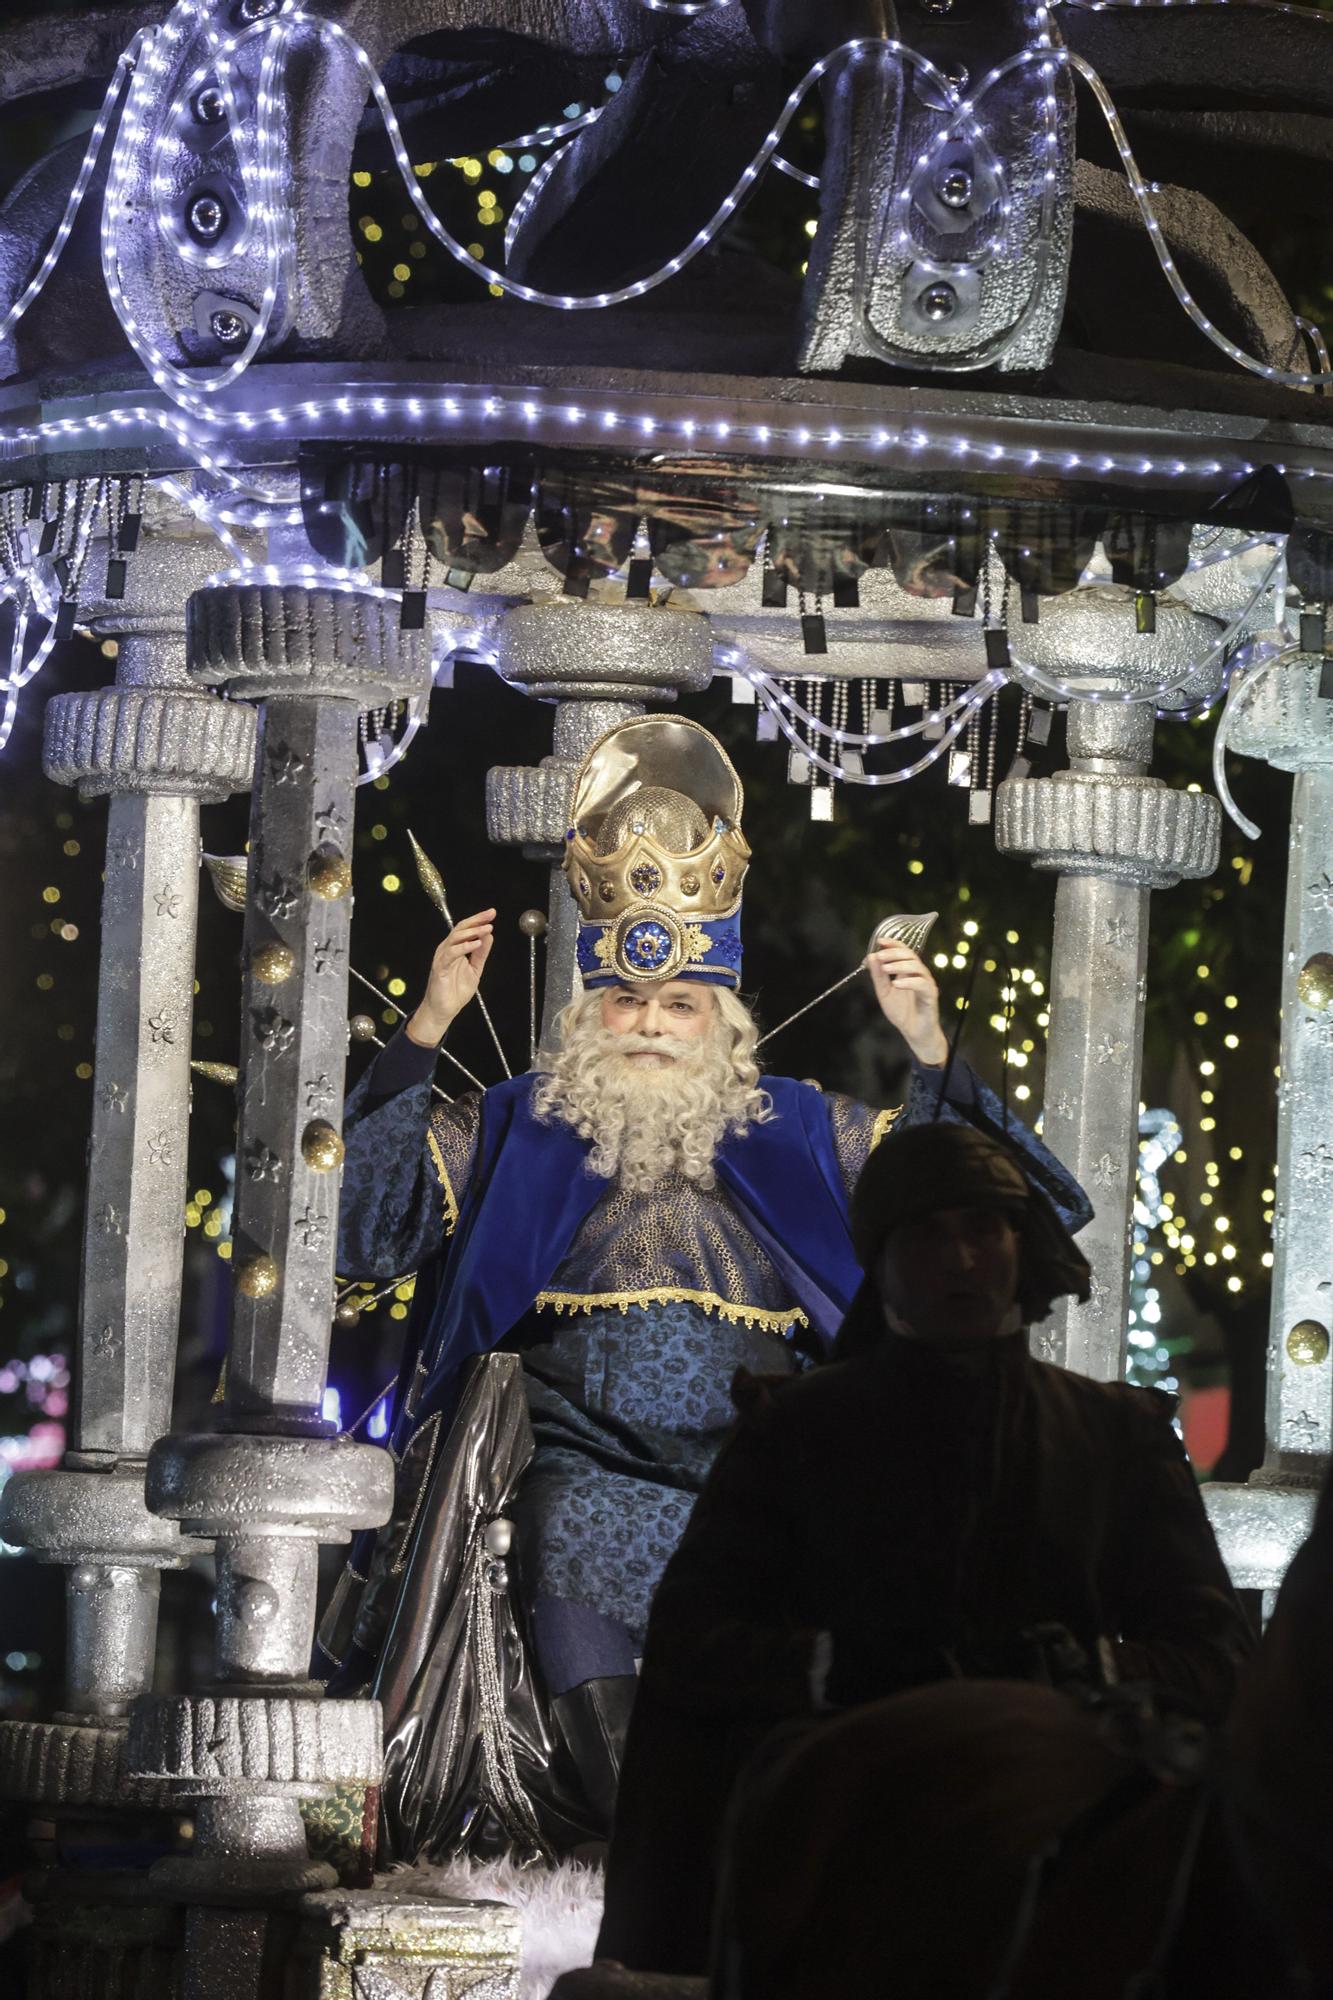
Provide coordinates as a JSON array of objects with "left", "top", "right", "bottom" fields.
[
  {"left": 348, "top": 1013, "right": 377, "bottom": 1043},
  {"left": 919, "top": 282, "right": 958, "bottom": 322},
  {"left": 518, "top": 909, "right": 548, "bottom": 939},
  {"left": 937, "top": 168, "right": 973, "bottom": 210},
  {"left": 210, "top": 309, "right": 247, "bottom": 346},
  {"left": 333, "top": 1296, "right": 362, "bottom": 1329},
  {"left": 193, "top": 85, "right": 226, "bottom": 125},
  {"left": 187, "top": 193, "right": 226, "bottom": 242}
]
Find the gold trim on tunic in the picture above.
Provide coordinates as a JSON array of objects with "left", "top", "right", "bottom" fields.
[
  {"left": 425, "top": 1123, "right": 460, "bottom": 1237},
  {"left": 871, "top": 1104, "right": 904, "bottom": 1149},
  {"left": 533, "top": 1286, "right": 808, "bottom": 1333}
]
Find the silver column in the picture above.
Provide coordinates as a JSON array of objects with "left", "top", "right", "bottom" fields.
[
  {"left": 126, "top": 587, "right": 427, "bottom": 1991},
  {"left": 997, "top": 699, "right": 1220, "bottom": 1378},
  {"left": 1203, "top": 657, "right": 1333, "bottom": 1595},
  {"left": 0, "top": 527, "right": 255, "bottom": 1818},
  {"left": 485, "top": 600, "right": 715, "bottom": 1047}
]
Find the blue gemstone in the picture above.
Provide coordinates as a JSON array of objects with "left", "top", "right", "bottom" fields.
[{"left": 623, "top": 920, "right": 672, "bottom": 970}]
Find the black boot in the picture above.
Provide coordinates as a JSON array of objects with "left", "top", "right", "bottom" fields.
[{"left": 552, "top": 1673, "right": 639, "bottom": 1837}]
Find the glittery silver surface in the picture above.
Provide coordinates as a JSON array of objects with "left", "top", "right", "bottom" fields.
[
  {"left": 127, "top": 1694, "right": 382, "bottom": 1790},
  {"left": 799, "top": 12, "right": 1075, "bottom": 375},
  {"left": 495, "top": 600, "right": 713, "bottom": 700},
  {"left": 1233, "top": 659, "right": 1333, "bottom": 1475},
  {"left": 1203, "top": 1481, "right": 1318, "bottom": 1591},
  {"left": 297, "top": 1881, "right": 521, "bottom": 2000},
  {"left": 1005, "top": 586, "right": 1228, "bottom": 710},
  {"left": 1001, "top": 701, "right": 1217, "bottom": 1380},
  {"left": 189, "top": 585, "right": 432, "bottom": 709},
  {"left": 43, "top": 687, "right": 257, "bottom": 800}
]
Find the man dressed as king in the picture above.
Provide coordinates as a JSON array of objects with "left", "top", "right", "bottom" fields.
[{"left": 322, "top": 716, "right": 1090, "bottom": 1860}]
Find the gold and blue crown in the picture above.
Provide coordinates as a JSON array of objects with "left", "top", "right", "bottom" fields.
[{"left": 564, "top": 717, "right": 750, "bottom": 989}]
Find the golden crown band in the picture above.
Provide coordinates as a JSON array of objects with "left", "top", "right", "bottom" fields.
[{"left": 563, "top": 820, "right": 750, "bottom": 926}]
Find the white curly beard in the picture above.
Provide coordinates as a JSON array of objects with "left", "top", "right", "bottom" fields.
[{"left": 532, "top": 992, "right": 770, "bottom": 1194}]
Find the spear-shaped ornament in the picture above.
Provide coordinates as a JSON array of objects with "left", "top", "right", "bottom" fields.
[{"left": 407, "top": 829, "right": 512, "bottom": 1079}]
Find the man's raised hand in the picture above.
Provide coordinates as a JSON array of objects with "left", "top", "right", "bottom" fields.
[
  {"left": 405, "top": 909, "right": 496, "bottom": 1048},
  {"left": 866, "top": 939, "right": 949, "bottom": 1068}
]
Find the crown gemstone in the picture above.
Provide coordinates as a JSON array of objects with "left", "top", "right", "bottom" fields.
[
  {"left": 712, "top": 863, "right": 726, "bottom": 884},
  {"left": 680, "top": 873, "right": 700, "bottom": 896},
  {"left": 623, "top": 920, "right": 673, "bottom": 972},
  {"left": 630, "top": 861, "right": 664, "bottom": 896},
  {"left": 599, "top": 881, "right": 616, "bottom": 903}
]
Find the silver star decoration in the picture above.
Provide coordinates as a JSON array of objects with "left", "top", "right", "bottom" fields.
[
  {"left": 269, "top": 742, "right": 306, "bottom": 785},
  {"left": 146, "top": 1010, "right": 176, "bottom": 1046},
  {"left": 1308, "top": 871, "right": 1333, "bottom": 914},
  {"left": 1091, "top": 1152, "right": 1121, "bottom": 1190},
  {"left": 97, "top": 1202, "right": 122, "bottom": 1236},
  {"left": 92, "top": 1323, "right": 118, "bottom": 1358},
  {"left": 252, "top": 1006, "right": 294, "bottom": 1053},
  {"left": 1049, "top": 1090, "right": 1076, "bottom": 1122},
  {"left": 312, "top": 937, "right": 344, "bottom": 978},
  {"left": 244, "top": 1140, "right": 282, "bottom": 1183},
  {"left": 314, "top": 802, "right": 347, "bottom": 845},
  {"left": 1103, "top": 915, "right": 1133, "bottom": 950},
  {"left": 260, "top": 871, "right": 298, "bottom": 921},
  {"left": 154, "top": 885, "right": 181, "bottom": 920},
  {"left": 1095, "top": 1034, "right": 1129, "bottom": 1066},
  {"left": 1084, "top": 1272, "right": 1107, "bottom": 1320},
  {"left": 147, "top": 1130, "right": 172, "bottom": 1166},
  {"left": 295, "top": 1205, "right": 329, "bottom": 1249},
  {"left": 304, "top": 1072, "right": 334, "bottom": 1111},
  {"left": 99, "top": 1080, "right": 127, "bottom": 1115},
  {"left": 1286, "top": 1410, "right": 1321, "bottom": 1448}
]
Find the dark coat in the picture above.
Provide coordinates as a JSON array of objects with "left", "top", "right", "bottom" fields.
[{"left": 598, "top": 1329, "right": 1254, "bottom": 1974}]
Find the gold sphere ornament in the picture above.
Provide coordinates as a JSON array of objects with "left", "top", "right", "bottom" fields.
[
  {"left": 301, "top": 1119, "right": 345, "bottom": 1171},
  {"left": 251, "top": 941, "right": 296, "bottom": 985},
  {"left": 235, "top": 1252, "right": 279, "bottom": 1299},
  {"left": 518, "top": 909, "right": 548, "bottom": 939},
  {"left": 1296, "top": 952, "right": 1333, "bottom": 1012},
  {"left": 308, "top": 851, "right": 353, "bottom": 900},
  {"left": 333, "top": 1296, "right": 362, "bottom": 1329},
  {"left": 1286, "top": 1320, "right": 1330, "bottom": 1368},
  {"left": 348, "top": 1013, "right": 377, "bottom": 1042}
]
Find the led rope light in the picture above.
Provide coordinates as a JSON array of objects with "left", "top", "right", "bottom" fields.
[
  {"left": 721, "top": 650, "right": 1006, "bottom": 749},
  {"left": 1296, "top": 316, "right": 1333, "bottom": 393},
  {"left": 1005, "top": 539, "right": 1288, "bottom": 710},
  {"left": 1210, "top": 636, "right": 1299, "bottom": 838},
  {"left": 748, "top": 670, "right": 1000, "bottom": 787},
  {"left": 100, "top": 1, "right": 295, "bottom": 413},
  {"left": 772, "top": 157, "right": 821, "bottom": 192},
  {"left": 0, "top": 32, "right": 149, "bottom": 347},
  {"left": 503, "top": 142, "right": 572, "bottom": 262}
]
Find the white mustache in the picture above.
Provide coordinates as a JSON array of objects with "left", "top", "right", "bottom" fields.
[{"left": 594, "top": 1030, "right": 700, "bottom": 1064}]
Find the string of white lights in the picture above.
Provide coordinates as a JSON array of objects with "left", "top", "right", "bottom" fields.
[
  {"left": 0, "top": 32, "right": 148, "bottom": 347},
  {"left": 503, "top": 141, "right": 572, "bottom": 262},
  {"left": 1297, "top": 315, "right": 1333, "bottom": 392},
  {"left": 721, "top": 650, "right": 1006, "bottom": 748},
  {"left": 1210, "top": 636, "right": 1300, "bottom": 838},
  {"left": 749, "top": 671, "right": 1000, "bottom": 787},
  {"left": 772, "top": 156, "right": 821, "bottom": 192},
  {"left": 1006, "top": 539, "right": 1288, "bottom": 710}
]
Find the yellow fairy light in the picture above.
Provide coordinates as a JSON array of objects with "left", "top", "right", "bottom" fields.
[
  {"left": 390, "top": 1302, "right": 408, "bottom": 1320},
  {"left": 932, "top": 951, "right": 948, "bottom": 968},
  {"left": 360, "top": 219, "right": 382, "bottom": 242},
  {"left": 218, "top": 1240, "right": 232, "bottom": 1260},
  {"left": 1229, "top": 1146, "right": 1243, "bottom": 1161},
  {"left": 1227, "top": 1276, "right": 1243, "bottom": 1293},
  {"left": 908, "top": 859, "right": 924, "bottom": 875},
  {"left": 1005, "top": 930, "right": 1019, "bottom": 945},
  {"left": 803, "top": 218, "right": 818, "bottom": 237},
  {"left": 1215, "top": 1216, "right": 1229, "bottom": 1232},
  {"left": 1224, "top": 995, "right": 1238, "bottom": 1009},
  {"left": 388, "top": 978, "right": 406, "bottom": 997},
  {"left": 194, "top": 1190, "right": 212, "bottom": 1207},
  {"left": 1261, "top": 1187, "right": 1274, "bottom": 1202},
  {"left": 1262, "top": 1251, "right": 1274, "bottom": 1268},
  {"left": 1196, "top": 964, "right": 1210, "bottom": 979},
  {"left": 1221, "top": 1242, "right": 1236, "bottom": 1261},
  {"left": 1200, "top": 1190, "right": 1213, "bottom": 1206},
  {"left": 1201, "top": 1116, "right": 1216, "bottom": 1131},
  {"left": 1199, "top": 1061, "right": 1215, "bottom": 1077},
  {"left": 1193, "top": 1011, "right": 1208, "bottom": 1026},
  {"left": 41, "top": 886, "right": 59, "bottom": 904},
  {"left": 1014, "top": 1084, "right": 1031, "bottom": 1101},
  {"left": 393, "top": 262, "right": 411, "bottom": 281},
  {"left": 353, "top": 171, "right": 371, "bottom": 187},
  {"left": 382, "top": 874, "right": 401, "bottom": 893},
  {"left": 1204, "top": 1251, "right": 1217, "bottom": 1266},
  {"left": 1200, "top": 1090, "right": 1214, "bottom": 1105},
  {"left": 1224, "top": 1034, "right": 1239, "bottom": 1049}
]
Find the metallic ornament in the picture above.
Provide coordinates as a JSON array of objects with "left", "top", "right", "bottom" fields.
[
  {"left": 251, "top": 942, "right": 296, "bottom": 985},
  {"left": 407, "top": 829, "right": 450, "bottom": 921},
  {"left": 871, "top": 911, "right": 941, "bottom": 956},
  {"left": 193, "top": 84, "right": 226, "bottom": 125},
  {"left": 518, "top": 909, "right": 548, "bottom": 939},
  {"left": 483, "top": 1517, "right": 514, "bottom": 1557},
  {"left": 190, "top": 1060, "right": 239, "bottom": 1088},
  {"left": 333, "top": 1296, "right": 362, "bottom": 1329},
  {"left": 238, "top": 0, "right": 280, "bottom": 17},
  {"left": 203, "top": 852, "right": 248, "bottom": 913},
  {"left": 919, "top": 282, "right": 958, "bottom": 323},
  {"left": 1296, "top": 952, "right": 1333, "bottom": 1011},
  {"left": 1286, "top": 1320, "right": 1330, "bottom": 1367},
  {"left": 235, "top": 1252, "right": 279, "bottom": 1299},
  {"left": 680, "top": 873, "right": 701, "bottom": 897},
  {"left": 308, "top": 851, "right": 352, "bottom": 900},
  {"left": 187, "top": 193, "right": 226, "bottom": 242},
  {"left": 301, "top": 1119, "right": 345, "bottom": 1171},
  {"left": 938, "top": 168, "right": 973, "bottom": 210},
  {"left": 210, "top": 310, "right": 248, "bottom": 347},
  {"left": 348, "top": 1013, "right": 377, "bottom": 1042}
]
